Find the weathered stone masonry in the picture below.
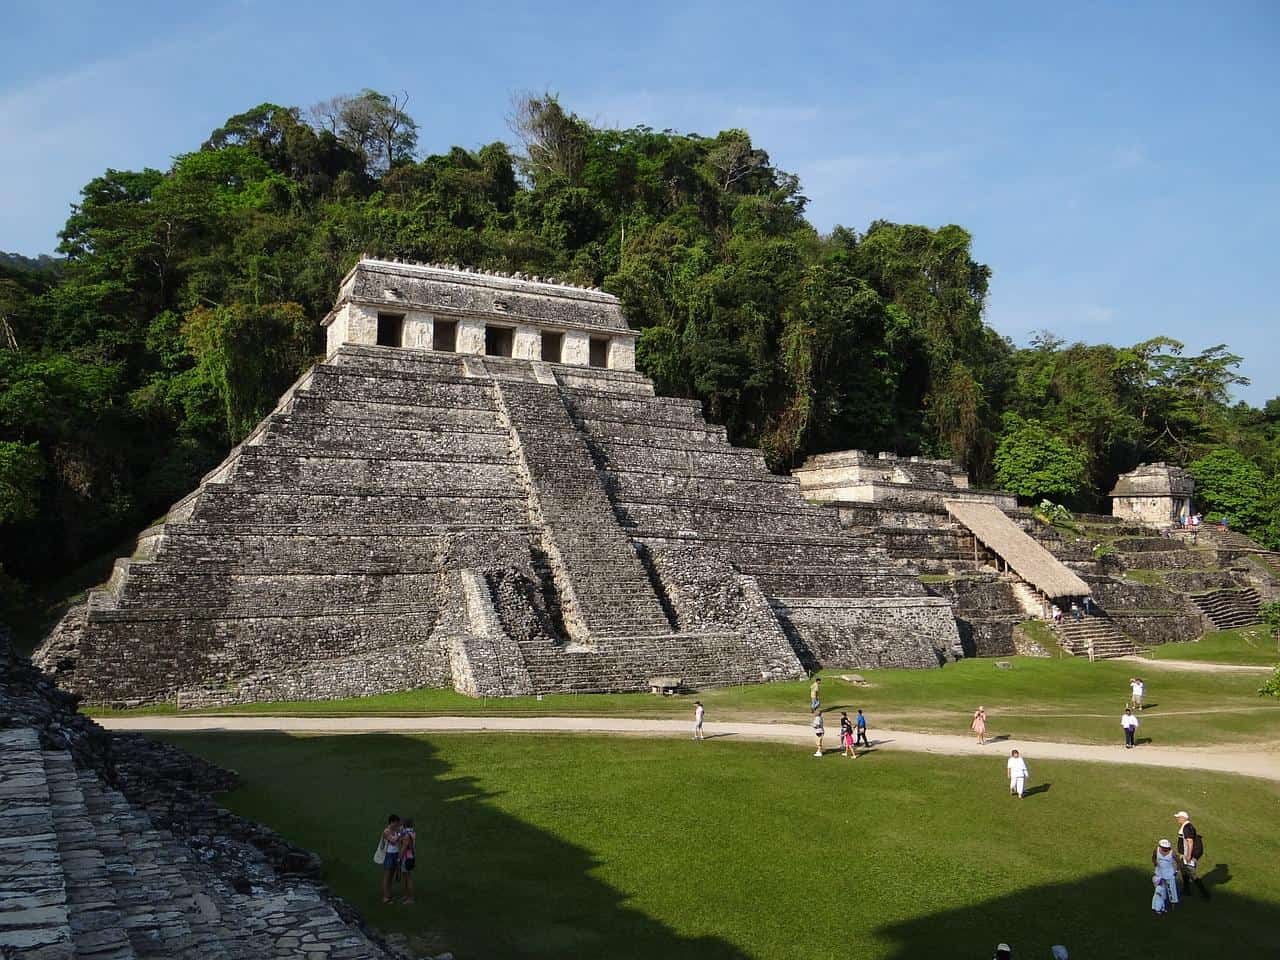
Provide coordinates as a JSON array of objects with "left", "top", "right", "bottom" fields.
[{"left": 36, "top": 259, "right": 960, "bottom": 705}]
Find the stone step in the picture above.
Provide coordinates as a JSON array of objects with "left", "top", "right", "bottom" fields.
[
  {"left": 0, "top": 728, "right": 75, "bottom": 960},
  {"left": 40, "top": 750, "right": 137, "bottom": 960}
]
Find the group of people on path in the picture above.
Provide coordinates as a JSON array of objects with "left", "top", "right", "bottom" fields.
[
  {"left": 808, "top": 678, "right": 869, "bottom": 757},
  {"left": 373, "top": 814, "right": 417, "bottom": 904},
  {"left": 1151, "top": 811, "right": 1208, "bottom": 913}
]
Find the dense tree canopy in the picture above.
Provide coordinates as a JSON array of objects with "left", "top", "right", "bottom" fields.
[{"left": 0, "top": 90, "right": 1275, "bottom": 629}]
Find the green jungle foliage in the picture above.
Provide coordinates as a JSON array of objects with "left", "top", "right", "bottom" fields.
[{"left": 1, "top": 91, "right": 1278, "bottom": 626}]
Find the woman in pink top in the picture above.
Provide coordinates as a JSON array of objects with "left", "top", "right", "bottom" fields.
[{"left": 971, "top": 706, "right": 988, "bottom": 745}]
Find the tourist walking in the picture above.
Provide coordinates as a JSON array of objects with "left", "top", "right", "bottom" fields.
[
  {"left": 374, "top": 814, "right": 402, "bottom": 904},
  {"left": 1129, "top": 677, "right": 1144, "bottom": 711},
  {"left": 1006, "top": 749, "right": 1029, "bottom": 798},
  {"left": 1122, "top": 707, "right": 1140, "bottom": 748},
  {"left": 839, "top": 712, "right": 856, "bottom": 758},
  {"left": 399, "top": 818, "right": 417, "bottom": 904},
  {"left": 1175, "top": 811, "right": 1207, "bottom": 898},
  {"left": 809, "top": 676, "right": 822, "bottom": 713},
  {"left": 971, "top": 706, "right": 988, "bottom": 745},
  {"left": 812, "top": 710, "right": 825, "bottom": 757},
  {"left": 1152, "top": 839, "right": 1180, "bottom": 908},
  {"left": 855, "top": 708, "right": 870, "bottom": 748},
  {"left": 693, "top": 701, "right": 705, "bottom": 740},
  {"left": 1152, "top": 871, "right": 1172, "bottom": 915}
]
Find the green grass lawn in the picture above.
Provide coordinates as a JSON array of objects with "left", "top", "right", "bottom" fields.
[
  {"left": 95, "top": 655, "right": 1280, "bottom": 748},
  {"left": 165, "top": 732, "right": 1280, "bottom": 960},
  {"left": 1146, "top": 627, "right": 1280, "bottom": 667}
]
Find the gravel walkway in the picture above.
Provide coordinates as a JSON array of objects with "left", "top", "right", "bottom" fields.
[{"left": 100, "top": 715, "right": 1280, "bottom": 783}]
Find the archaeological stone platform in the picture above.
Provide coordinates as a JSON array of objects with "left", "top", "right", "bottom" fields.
[{"left": 36, "top": 259, "right": 960, "bottom": 706}]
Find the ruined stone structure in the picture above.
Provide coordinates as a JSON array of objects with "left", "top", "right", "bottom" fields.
[
  {"left": 794, "top": 450, "right": 1016, "bottom": 510},
  {"left": 794, "top": 450, "right": 1275, "bottom": 659},
  {"left": 36, "top": 259, "right": 960, "bottom": 706},
  {"left": 1, "top": 633, "right": 398, "bottom": 960},
  {"left": 1109, "top": 463, "right": 1194, "bottom": 528}
]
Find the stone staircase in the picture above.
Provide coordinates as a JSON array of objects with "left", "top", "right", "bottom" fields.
[
  {"left": 1188, "top": 587, "right": 1263, "bottom": 630},
  {"left": 494, "top": 377, "right": 673, "bottom": 642},
  {"left": 1054, "top": 616, "right": 1136, "bottom": 659},
  {"left": 0, "top": 727, "right": 392, "bottom": 960}
]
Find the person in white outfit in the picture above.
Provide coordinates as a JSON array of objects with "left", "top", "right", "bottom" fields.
[
  {"left": 1152, "top": 839, "right": 1180, "bottom": 908},
  {"left": 1007, "top": 749, "right": 1029, "bottom": 798},
  {"left": 812, "top": 711, "right": 824, "bottom": 757},
  {"left": 692, "top": 701, "right": 705, "bottom": 740},
  {"left": 1121, "top": 708, "right": 1140, "bottom": 748}
]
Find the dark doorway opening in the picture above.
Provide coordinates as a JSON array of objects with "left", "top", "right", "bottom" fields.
[
  {"left": 541, "top": 331, "right": 564, "bottom": 363},
  {"left": 433, "top": 320, "right": 458, "bottom": 352},
  {"left": 589, "top": 336, "right": 610, "bottom": 368},
  {"left": 486, "top": 325, "right": 515, "bottom": 358},
  {"left": 376, "top": 313, "right": 404, "bottom": 347}
]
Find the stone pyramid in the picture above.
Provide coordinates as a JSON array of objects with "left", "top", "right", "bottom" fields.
[{"left": 37, "top": 259, "right": 960, "bottom": 705}]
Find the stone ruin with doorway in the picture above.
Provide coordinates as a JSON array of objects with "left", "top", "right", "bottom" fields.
[{"left": 36, "top": 258, "right": 961, "bottom": 707}]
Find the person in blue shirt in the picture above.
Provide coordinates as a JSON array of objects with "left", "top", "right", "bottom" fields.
[{"left": 855, "top": 708, "right": 869, "bottom": 748}]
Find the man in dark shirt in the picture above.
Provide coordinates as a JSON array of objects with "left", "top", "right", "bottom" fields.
[{"left": 1175, "top": 811, "right": 1209, "bottom": 898}]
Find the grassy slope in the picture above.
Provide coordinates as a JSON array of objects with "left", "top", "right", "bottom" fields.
[
  {"left": 167, "top": 732, "right": 1280, "bottom": 960},
  {"left": 95, "top": 656, "right": 1280, "bottom": 747},
  {"left": 1145, "top": 627, "right": 1280, "bottom": 667}
]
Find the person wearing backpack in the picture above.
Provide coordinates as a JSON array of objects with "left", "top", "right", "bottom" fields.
[{"left": 1175, "top": 811, "right": 1209, "bottom": 898}]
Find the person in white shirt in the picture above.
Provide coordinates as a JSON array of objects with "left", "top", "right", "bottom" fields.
[
  {"left": 1121, "top": 707, "right": 1140, "bottom": 749},
  {"left": 812, "top": 711, "right": 824, "bottom": 757},
  {"left": 1006, "top": 749, "right": 1029, "bottom": 798},
  {"left": 692, "top": 701, "right": 705, "bottom": 741},
  {"left": 1130, "top": 677, "right": 1145, "bottom": 711}
]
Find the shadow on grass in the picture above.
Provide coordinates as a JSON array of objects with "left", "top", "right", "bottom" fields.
[
  {"left": 876, "top": 865, "right": 1273, "bottom": 959},
  {"left": 1023, "top": 782, "right": 1052, "bottom": 797},
  {"left": 175, "top": 732, "right": 750, "bottom": 960}
]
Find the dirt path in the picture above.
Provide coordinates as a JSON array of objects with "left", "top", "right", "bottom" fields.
[
  {"left": 1117, "top": 656, "right": 1274, "bottom": 674},
  {"left": 100, "top": 715, "right": 1280, "bottom": 783}
]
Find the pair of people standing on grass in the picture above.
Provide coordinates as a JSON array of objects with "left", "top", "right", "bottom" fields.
[{"left": 374, "top": 813, "right": 417, "bottom": 904}]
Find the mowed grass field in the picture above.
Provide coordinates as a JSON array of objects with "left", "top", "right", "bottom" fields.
[
  {"left": 1146, "top": 627, "right": 1280, "bottom": 666},
  {"left": 102, "top": 649, "right": 1280, "bottom": 748},
  {"left": 167, "top": 732, "right": 1280, "bottom": 960}
]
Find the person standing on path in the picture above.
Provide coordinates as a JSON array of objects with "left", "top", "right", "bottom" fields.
[
  {"left": 855, "top": 708, "right": 869, "bottom": 748},
  {"left": 692, "top": 701, "right": 705, "bottom": 740},
  {"left": 1130, "top": 677, "right": 1145, "bottom": 711},
  {"left": 972, "top": 706, "right": 988, "bottom": 745},
  {"left": 812, "top": 710, "right": 825, "bottom": 757},
  {"left": 1122, "top": 707, "right": 1140, "bottom": 749},
  {"left": 1152, "top": 839, "right": 1180, "bottom": 908},
  {"left": 1175, "top": 811, "right": 1207, "bottom": 898},
  {"left": 1006, "top": 749, "right": 1029, "bottom": 798},
  {"left": 809, "top": 677, "right": 822, "bottom": 714},
  {"left": 839, "top": 712, "right": 855, "bottom": 758}
]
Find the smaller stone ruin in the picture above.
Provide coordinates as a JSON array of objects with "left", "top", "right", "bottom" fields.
[
  {"left": 0, "top": 633, "right": 398, "bottom": 960},
  {"left": 793, "top": 450, "right": 1016, "bottom": 510},
  {"left": 1109, "top": 463, "right": 1194, "bottom": 529}
]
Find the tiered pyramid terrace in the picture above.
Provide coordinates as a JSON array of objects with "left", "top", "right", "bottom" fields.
[{"left": 37, "top": 259, "right": 959, "bottom": 705}]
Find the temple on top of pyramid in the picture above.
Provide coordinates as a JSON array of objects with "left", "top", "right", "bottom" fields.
[{"left": 36, "top": 258, "right": 961, "bottom": 707}]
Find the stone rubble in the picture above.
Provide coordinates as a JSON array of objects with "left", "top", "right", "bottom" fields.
[{"left": 1, "top": 633, "right": 405, "bottom": 960}]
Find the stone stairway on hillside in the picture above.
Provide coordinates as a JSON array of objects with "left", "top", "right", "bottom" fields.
[
  {"left": 494, "top": 376, "right": 674, "bottom": 643},
  {"left": 1054, "top": 616, "right": 1136, "bottom": 659},
  {"left": 0, "top": 727, "right": 391, "bottom": 960},
  {"left": 1188, "top": 587, "right": 1262, "bottom": 630}
]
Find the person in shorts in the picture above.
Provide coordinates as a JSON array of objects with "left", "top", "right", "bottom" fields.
[
  {"left": 1130, "top": 677, "right": 1144, "bottom": 711},
  {"left": 809, "top": 677, "right": 822, "bottom": 713},
  {"left": 812, "top": 710, "right": 824, "bottom": 757},
  {"left": 380, "top": 814, "right": 402, "bottom": 904},
  {"left": 693, "top": 701, "right": 705, "bottom": 741},
  {"left": 399, "top": 818, "right": 417, "bottom": 904},
  {"left": 839, "top": 712, "right": 855, "bottom": 758}
]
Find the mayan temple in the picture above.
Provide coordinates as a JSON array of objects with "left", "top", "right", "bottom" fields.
[{"left": 36, "top": 258, "right": 960, "bottom": 705}]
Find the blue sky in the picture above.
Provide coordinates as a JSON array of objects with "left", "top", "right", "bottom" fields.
[{"left": 4, "top": 1, "right": 1277, "bottom": 404}]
